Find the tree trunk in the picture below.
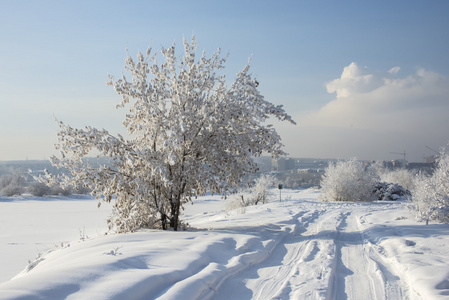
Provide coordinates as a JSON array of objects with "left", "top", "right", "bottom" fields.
[
  {"left": 171, "top": 181, "right": 186, "bottom": 231},
  {"left": 160, "top": 213, "right": 167, "bottom": 230},
  {"left": 170, "top": 197, "right": 181, "bottom": 231}
]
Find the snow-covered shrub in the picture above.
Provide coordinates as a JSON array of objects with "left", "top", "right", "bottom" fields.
[
  {"left": 228, "top": 174, "right": 275, "bottom": 211},
  {"left": 0, "top": 174, "right": 25, "bottom": 196},
  {"left": 411, "top": 148, "right": 449, "bottom": 224},
  {"left": 0, "top": 173, "right": 25, "bottom": 189},
  {"left": 40, "top": 35, "right": 295, "bottom": 232},
  {"left": 227, "top": 193, "right": 252, "bottom": 213},
  {"left": 0, "top": 175, "right": 9, "bottom": 190},
  {"left": 250, "top": 174, "right": 275, "bottom": 205},
  {"left": 371, "top": 161, "right": 386, "bottom": 177},
  {"left": 319, "top": 158, "right": 379, "bottom": 202},
  {"left": 48, "top": 184, "right": 72, "bottom": 196},
  {"left": 373, "top": 182, "right": 410, "bottom": 201},
  {"left": 27, "top": 181, "right": 50, "bottom": 197},
  {"left": 380, "top": 169, "right": 415, "bottom": 191},
  {"left": 1, "top": 184, "right": 24, "bottom": 196}
]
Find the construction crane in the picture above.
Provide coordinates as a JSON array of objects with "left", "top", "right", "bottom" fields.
[
  {"left": 390, "top": 151, "right": 406, "bottom": 169},
  {"left": 425, "top": 146, "right": 439, "bottom": 154},
  {"left": 425, "top": 146, "right": 439, "bottom": 163}
]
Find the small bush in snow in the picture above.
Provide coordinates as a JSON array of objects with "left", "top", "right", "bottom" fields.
[
  {"left": 1, "top": 184, "right": 24, "bottom": 197},
  {"left": 319, "top": 158, "right": 379, "bottom": 202},
  {"left": 249, "top": 174, "right": 275, "bottom": 205},
  {"left": 228, "top": 174, "right": 275, "bottom": 210},
  {"left": 0, "top": 174, "right": 26, "bottom": 196},
  {"left": 45, "top": 184, "right": 72, "bottom": 196},
  {"left": 27, "top": 181, "right": 51, "bottom": 197},
  {"left": 379, "top": 169, "right": 415, "bottom": 191},
  {"left": 227, "top": 193, "right": 252, "bottom": 212},
  {"left": 411, "top": 148, "right": 449, "bottom": 224},
  {"left": 373, "top": 182, "right": 410, "bottom": 201}
]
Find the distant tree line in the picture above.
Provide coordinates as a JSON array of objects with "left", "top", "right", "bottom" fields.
[
  {"left": 0, "top": 160, "right": 93, "bottom": 197},
  {"left": 0, "top": 171, "right": 91, "bottom": 197}
]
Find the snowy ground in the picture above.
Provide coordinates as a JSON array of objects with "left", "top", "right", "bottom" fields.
[{"left": 1, "top": 189, "right": 449, "bottom": 299}]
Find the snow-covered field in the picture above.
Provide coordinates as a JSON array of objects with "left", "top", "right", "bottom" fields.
[{"left": 1, "top": 189, "right": 449, "bottom": 299}]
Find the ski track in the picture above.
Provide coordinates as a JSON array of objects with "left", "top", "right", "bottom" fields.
[{"left": 208, "top": 203, "right": 410, "bottom": 300}]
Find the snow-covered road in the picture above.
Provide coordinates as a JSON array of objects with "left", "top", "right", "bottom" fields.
[
  {"left": 210, "top": 201, "right": 410, "bottom": 300},
  {"left": 1, "top": 189, "right": 448, "bottom": 299}
]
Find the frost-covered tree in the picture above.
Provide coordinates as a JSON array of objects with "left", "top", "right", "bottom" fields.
[
  {"left": 251, "top": 173, "right": 275, "bottom": 205},
  {"left": 42, "top": 35, "right": 295, "bottom": 232},
  {"left": 411, "top": 147, "right": 449, "bottom": 224},
  {"left": 0, "top": 173, "right": 26, "bottom": 197},
  {"left": 319, "top": 158, "right": 379, "bottom": 202},
  {"left": 377, "top": 167, "right": 415, "bottom": 191}
]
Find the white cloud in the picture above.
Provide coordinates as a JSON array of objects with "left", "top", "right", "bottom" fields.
[
  {"left": 325, "top": 62, "right": 381, "bottom": 98},
  {"left": 388, "top": 66, "right": 400, "bottom": 74},
  {"left": 280, "top": 63, "right": 449, "bottom": 161}
]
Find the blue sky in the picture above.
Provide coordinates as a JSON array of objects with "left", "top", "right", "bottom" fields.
[{"left": 1, "top": 0, "right": 449, "bottom": 161}]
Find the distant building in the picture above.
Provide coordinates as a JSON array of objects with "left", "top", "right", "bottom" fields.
[
  {"left": 406, "top": 162, "right": 436, "bottom": 174},
  {"left": 380, "top": 160, "right": 405, "bottom": 170},
  {"left": 272, "top": 158, "right": 296, "bottom": 172},
  {"left": 296, "top": 159, "right": 331, "bottom": 171},
  {"left": 376, "top": 159, "right": 435, "bottom": 174}
]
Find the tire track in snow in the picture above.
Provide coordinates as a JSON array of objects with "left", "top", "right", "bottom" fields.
[
  {"left": 266, "top": 209, "right": 347, "bottom": 300},
  {"left": 356, "top": 214, "right": 409, "bottom": 300},
  {"left": 207, "top": 203, "right": 410, "bottom": 300},
  {"left": 189, "top": 210, "right": 312, "bottom": 300},
  {"left": 329, "top": 211, "right": 383, "bottom": 299},
  {"left": 210, "top": 207, "right": 344, "bottom": 300},
  {"left": 329, "top": 209, "right": 406, "bottom": 300}
]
